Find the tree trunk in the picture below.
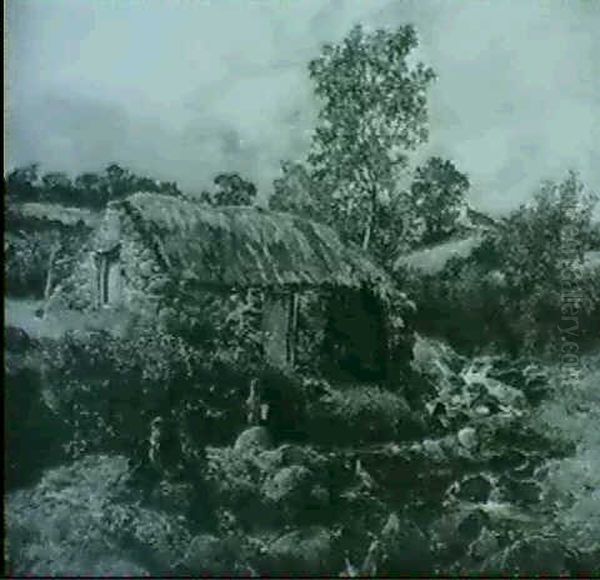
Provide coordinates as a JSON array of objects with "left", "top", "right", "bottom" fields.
[
  {"left": 43, "top": 242, "right": 60, "bottom": 302},
  {"left": 362, "top": 192, "right": 377, "bottom": 251}
]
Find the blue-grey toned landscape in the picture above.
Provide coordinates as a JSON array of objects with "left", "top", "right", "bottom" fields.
[{"left": 5, "top": 1, "right": 600, "bottom": 576}]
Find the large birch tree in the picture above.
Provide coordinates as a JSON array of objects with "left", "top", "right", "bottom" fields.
[{"left": 307, "top": 24, "right": 435, "bottom": 252}]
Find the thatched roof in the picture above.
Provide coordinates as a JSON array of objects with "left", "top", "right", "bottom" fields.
[
  {"left": 111, "top": 192, "right": 391, "bottom": 291},
  {"left": 8, "top": 202, "right": 100, "bottom": 228}
]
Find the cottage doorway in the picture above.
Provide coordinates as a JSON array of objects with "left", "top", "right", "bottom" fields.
[
  {"left": 262, "top": 292, "right": 298, "bottom": 369},
  {"left": 95, "top": 244, "right": 121, "bottom": 307},
  {"left": 321, "top": 288, "right": 387, "bottom": 382}
]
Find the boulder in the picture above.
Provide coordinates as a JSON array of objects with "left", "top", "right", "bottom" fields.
[
  {"left": 262, "top": 465, "right": 313, "bottom": 505},
  {"left": 378, "top": 514, "right": 433, "bottom": 573},
  {"left": 454, "top": 474, "right": 493, "bottom": 503},
  {"left": 457, "top": 426, "right": 478, "bottom": 450},
  {"left": 181, "top": 534, "right": 241, "bottom": 575},
  {"left": 468, "top": 526, "right": 499, "bottom": 562},
  {"left": 5, "top": 326, "right": 33, "bottom": 354},
  {"left": 482, "top": 536, "right": 567, "bottom": 575},
  {"left": 264, "top": 527, "right": 333, "bottom": 575},
  {"left": 499, "top": 476, "right": 542, "bottom": 506},
  {"left": 233, "top": 426, "right": 272, "bottom": 454}
]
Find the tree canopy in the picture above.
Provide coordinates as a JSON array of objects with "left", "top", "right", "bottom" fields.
[
  {"left": 5, "top": 163, "right": 182, "bottom": 209},
  {"left": 306, "top": 24, "right": 435, "bottom": 251},
  {"left": 200, "top": 172, "right": 257, "bottom": 207},
  {"left": 409, "top": 157, "right": 470, "bottom": 245}
]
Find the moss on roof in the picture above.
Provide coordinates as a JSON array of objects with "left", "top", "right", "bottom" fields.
[{"left": 110, "top": 192, "right": 391, "bottom": 291}]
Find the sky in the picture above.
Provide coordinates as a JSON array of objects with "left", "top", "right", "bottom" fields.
[{"left": 5, "top": 0, "right": 600, "bottom": 214}]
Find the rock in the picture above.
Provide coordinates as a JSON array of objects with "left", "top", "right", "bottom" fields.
[
  {"left": 150, "top": 479, "right": 194, "bottom": 514},
  {"left": 379, "top": 515, "right": 432, "bottom": 573},
  {"left": 457, "top": 427, "right": 478, "bottom": 450},
  {"left": 500, "top": 476, "right": 542, "bottom": 506},
  {"left": 565, "top": 546, "right": 600, "bottom": 576},
  {"left": 233, "top": 426, "right": 272, "bottom": 455},
  {"left": 5, "top": 326, "right": 33, "bottom": 354},
  {"left": 264, "top": 527, "right": 332, "bottom": 575},
  {"left": 262, "top": 465, "right": 313, "bottom": 505},
  {"left": 468, "top": 526, "right": 499, "bottom": 562},
  {"left": 181, "top": 534, "right": 239, "bottom": 575},
  {"left": 455, "top": 474, "right": 493, "bottom": 503},
  {"left": 381, "top": 512, "right": 401, "bottom": 542},
  {"left": 310, "top": 484, "right": 330, "bottom": 507},
  {"left": 457, "top": 510, "right": 489, "bottom": 543},
  {"left": 422, "top": 439, "right": 447, "bottom": 462},
  {"left": 482, "top": 536, "right": 567, "bottom": 575},
  {"left": 474, "top": 405, "right": 491, "bottom": 417},
  {"left": 104, "top": 559, "right": 151, "bottom": 576}
]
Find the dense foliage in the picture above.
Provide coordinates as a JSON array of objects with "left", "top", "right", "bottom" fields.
[
  {"left": 199, "top": 172, "right": 258, "bottom": 206},
  {"left": 5, "top": 163, "right": 182, "bottom": 209},
  {"left": 269, "top": 26, "right": 473, "bottom": 270},
  {"left": 5, "top": 219, "right": 91, "bottom": 299},
  {"left": 409, "top": 156, "right": 470, "bottom": 245},
  {"left": 5, "top": 20, "right": 600, "bottom": 579},
  {"left": 8, "top": 323, "right": 598, "bottom": 576},
  {"left": 306, "top": 24, "right": 435, "bottom": 252},
  {"left": 399, "top": 172, "right": 600, "bottom": 353}
]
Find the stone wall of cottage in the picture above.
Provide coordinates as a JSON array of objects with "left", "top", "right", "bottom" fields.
[{"left": 47, "top": 208, "right": 170, "bottom": 323}]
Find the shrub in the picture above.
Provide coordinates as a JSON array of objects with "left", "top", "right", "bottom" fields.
[
  {"left": 6, "top": 455, "right": 194, "bottom": 577},
  {"left": 5, "top": 332, "right": 69, "bottom": 491},
  {"left": 307, "top": 384, "right": 411, "bottom": 445},
  {"left": 400, "top": 172, "right": 599, "bottom": 354}
]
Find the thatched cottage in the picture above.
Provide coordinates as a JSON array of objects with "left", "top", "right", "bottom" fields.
[{"left": 50, "top": 193, "right": 401, "bottom": 380}]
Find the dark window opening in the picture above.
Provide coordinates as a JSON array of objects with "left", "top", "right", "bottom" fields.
[{"left": 102, "top": 260, "right": 110, "bottom": 304}]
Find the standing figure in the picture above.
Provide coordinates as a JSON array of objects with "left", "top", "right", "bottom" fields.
[
  {"left": 148, "top": 414, "right": 181, "bottom": 477},
  {"left": 245, "top": 378, "right": 261, "bottom": 426}
]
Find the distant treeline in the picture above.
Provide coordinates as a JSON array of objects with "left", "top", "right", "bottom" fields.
[{"left": 4, "top": 163, "right": 182, "bottom": 210}]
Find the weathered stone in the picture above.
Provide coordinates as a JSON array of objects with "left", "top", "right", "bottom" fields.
[
  {"left": 482, "top": 536, "right": 567, "bottom": 575},
  {"left": 422, "top": 438, "right": 447, "bottom": 462},
  {"left": 181, "top": 534, "right": 239, "bottom": 575},
  {"left": 457, "top": 509, "right": 489, "bottom": 543},
  {"left": 233, "top": 426, "right": 272, "bottom": 454},
  {"left": 379, "top": 515, "right": 432, "bottom": 573},
  {"left": 265, "top": 527, "right": 332, "bottom": 574},
  {"left": 500, "top": 476, "right": 542, "bottom": 506},
  {"left": 468, "top": 526, "right": 499, "bottom": 562},
  {"left": 5, "top": 326, "right": 32, "bottom": 353},
  {"left": 457, "top": 426, "right": 478, "bottom": 450},
  {"left": 262, "top": 465, "right": 313, "bottom": 504},
  {"left": 456, "top": 474, "right": 493, "bottom": 503}
]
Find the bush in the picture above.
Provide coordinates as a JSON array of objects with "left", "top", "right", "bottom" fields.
[
  {"left": 399, "top": 172, "right": 599, "bottom": 354},
  {"left": 6, "top": 455, "right": 194, "bottom": 577},
  {"left": 307, "top": 384, "right": 411, "bottom": 445},
  {"left": 5, "top": 332, "right": 69, "bottom": 491},
  {"left": 41, "top": 326, "right": 256, "bottom": 464},
  {"left": 260, "top": 527, "right": 334, "bottom": 575}
]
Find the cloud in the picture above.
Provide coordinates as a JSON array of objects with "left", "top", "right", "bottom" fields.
[{"left": 6, "top": 0, "right": 600, "bottom": 211}]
